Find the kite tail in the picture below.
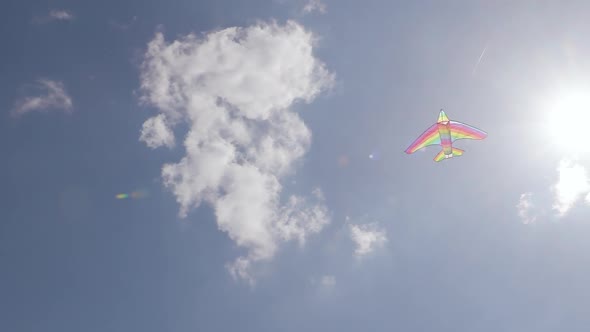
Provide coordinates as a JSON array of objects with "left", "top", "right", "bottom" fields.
[
  {"left": 452, "top": 147, "right": 464, "bottom": 156},
  {"left": 433, "top": 148, "right": 464, "bottom": 162}
]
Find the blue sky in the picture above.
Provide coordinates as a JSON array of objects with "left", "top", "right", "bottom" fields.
[{"left": 4, "top": 1, "right": 590, "bottom": 331}]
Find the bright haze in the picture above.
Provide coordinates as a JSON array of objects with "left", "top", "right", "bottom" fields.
[{"left": 2, "top": 1, "right": 590, "bottom": 331}]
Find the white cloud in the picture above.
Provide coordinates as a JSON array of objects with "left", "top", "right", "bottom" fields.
[
  {"left": 350, "top": 223, "right": 387, "bottom": 257},
  {"left": 516, "top": 192, "right": 536, "bottom": 224},
  {"left": 303, "top": 0, "right": 327, "bottom": 14},
  {"left": 49, "top": 10, "right": 74, "bottom": 21},
  {"left": 139, "top": 21, "right": 334, "bottom": 283},
  {"left": 140, "top": 114, "right": 175, "bottom": 149},
  {"left": 33, "top": 10, "right": 74, "bottom": 24},
  {"left": 553, "top": 160, "right": 590, "bottom": 216},
  {"left": 12, "top": 79, "right": 73, "bottom": 116}
]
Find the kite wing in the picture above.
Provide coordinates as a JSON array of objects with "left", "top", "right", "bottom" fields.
[
  {"left": 405, "top": 124, "right": 441, "bottom": 154},
  {"left": 449, "top": 121, "right": 487, "bottom": 142}
]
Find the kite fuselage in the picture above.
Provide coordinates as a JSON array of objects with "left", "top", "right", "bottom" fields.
[{"left": 437, "top": 121, "right": 453, "bottom": 156}]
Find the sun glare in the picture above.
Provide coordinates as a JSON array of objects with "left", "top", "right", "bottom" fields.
[{"left": 547, "top": 90, "right": 590, "bottom": 154}]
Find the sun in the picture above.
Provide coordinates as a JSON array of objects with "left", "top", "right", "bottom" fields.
[{"left": 546, "top": 89, "right": 590, "bottom": 155}]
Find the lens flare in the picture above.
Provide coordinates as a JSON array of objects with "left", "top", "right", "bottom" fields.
[{"left": 115, "top": 190, "right": 148, "bottom": 200}]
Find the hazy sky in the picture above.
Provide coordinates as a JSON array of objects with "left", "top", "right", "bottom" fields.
[{"left": 3, "top": 1, "right": 590, "bottom": 331}]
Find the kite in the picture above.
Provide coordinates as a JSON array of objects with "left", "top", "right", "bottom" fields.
[{"left": 405, "top": 109, "right": 487, "bottom": 162}]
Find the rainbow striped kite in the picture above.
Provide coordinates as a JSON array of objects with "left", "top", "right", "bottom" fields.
[{"left": 405, "top": 109, "right": 487, "bottom": 162}]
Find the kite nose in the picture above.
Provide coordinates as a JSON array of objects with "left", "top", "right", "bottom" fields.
[{"left": 437, "top": 109, "right": 449, "bottom": 123}]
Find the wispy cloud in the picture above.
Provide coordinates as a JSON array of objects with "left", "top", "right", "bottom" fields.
[
  {"left": 12, "top": 79, "right": 73, "bottom": 116},
  {"left": 303, "top": 0, "right": 327, "bottom": 14},
  {"left": 516, "top": 192, "right": 537, "bottom": 224},
  {"left": 139, "top": 21, "right": 334, "bottom": 284},
  {"left": 309, "top": 274, "right": 335, "bottom": 288},
  {"left": 109, "top": 16, "right": 138, "bottom": 31},
  {"left": 350, "top": 223, "right": 387, "bottom": 257},
  {"left": 320, "top": 275, "right": 336, "bottom": 287},
  {"left": 49, "top": 10, "right": 74, "bottom": 21},
  {"left": 33, "top": 10, "right": 75, "bottom": 24},
  {"left": 553, "top": 160, "right": 590, "bottom": 216}
]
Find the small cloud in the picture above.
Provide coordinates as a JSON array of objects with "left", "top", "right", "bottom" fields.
[
  {"left": 227, "top": 257, "right": 255, "bottom": 286},
  {"left": 140, "top": 114, "right": 175, "bottom": 149},
  {"left": 350, "top": 223, "right": 387, "bottom": 257},
  {"left": 33, "top": 10, "right": 74, "bottom": 24},
  {"left": 303, "top": 0, "right": 327, "bottom": 14},
  {"left": 516, "top": 192, "right": 537, "bottom": 224},
  {"left": 12, "top": 79, "right": 73, "bottom": 116},
  {"left": 553, "top": 160, "right": 590, "bottom": 216}
]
